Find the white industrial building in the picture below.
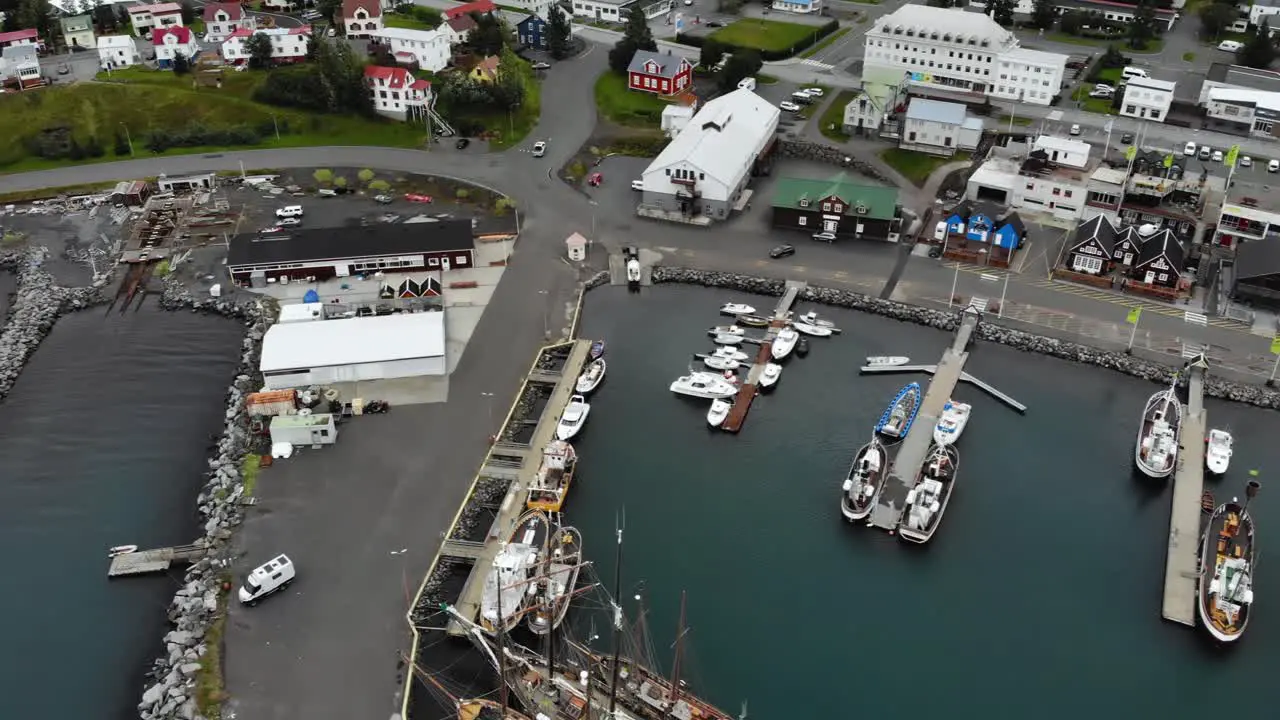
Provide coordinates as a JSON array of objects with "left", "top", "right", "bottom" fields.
[
  {"left": 900, "top": 97, "right": 982, "bottom": 156},
  {"left": 1119, "top": 76, "right": 1175, "bottom": 122},
  {"left": 259, "top": 312, "right": 447, "bottom": 389},
  {"left": 368, "top": 27, "right": 451, "bottom": 73},
  {"left": 863, "top": 5, "right": 1066, "bottom": 106},
  {"left": 638, "top": 88, "right": 780, "bottom": 222}
]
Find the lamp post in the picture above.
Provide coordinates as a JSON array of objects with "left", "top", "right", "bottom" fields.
[
  {"left": 271, "top": 114, "right": 280, "bottom": 141},
  {"left": 119, "top": 122, "right": 133, "bottom": 156},
  {"left": 538, "top": 289, "right": 550, "bottom": 339},
  {"left": 589, "top": 199, "right": 598, "bottom": 240},
  {"left": 481, "top": 391, "right": 496, "bottom": 438},
  {"left": 980, "top": 272, "right": 1009, "bottom": 318},
  {"left": 948, "top": 261, "right": 959, "bottom": 309}
]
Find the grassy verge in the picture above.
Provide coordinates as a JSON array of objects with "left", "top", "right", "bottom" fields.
[
  {"left": 593, "top": 71, "right": 668, "bottom": 128},
  {"left": 801, "top": 26, "right": 849, "bottom": 58},
  {"left": 241, "top": 454, "right": 262, "bottom": 497},
  {"left": 195, "top": 583, "right": 230, "bottom": 719},
  {"left": 879, "top": 148, "right": 968, "bottom": 186},
  {"left": 756, "top": 74, "right": 779, "bottom": 85},
  {"left": 1046, "top": 33, "right": 1164, "bottom": 53},
  {"left": 819, "top": 90, "right": 854, "bottom": 142},
  {"left": 1182, "top": 51, "right": 1195, "bottom": 62},
  {"left": 1069, "top": 85, "right": 1116, "bottom": 114},
  {"left": 997, "top": 114, "right": 1033, "bottom": 127},
  {"left": 385, "top": 15, "right": 436, "bottom": 31},
  {"left": 709, "top": 18, "right": 818, "bottom": 52}
]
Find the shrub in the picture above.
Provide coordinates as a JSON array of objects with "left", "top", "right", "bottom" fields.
[
  {"left": 333, "top": 176, "right": 347, "bottom": 188},
  {"left": 456, "top": 188, "right": 471, "bottom": 200},
  {"left": 358, "top": 168, "right": 375, "bottom": 183},
  {"left": 313, "top": 168, "right": 333, "bottom": 184},
  {"left": 368, "top": 179, "right": 391, "bottom": 191}
]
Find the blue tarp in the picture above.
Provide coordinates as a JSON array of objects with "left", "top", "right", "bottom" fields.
[{"left": 303, "top": 289, "right": 320, "bottom": 303}]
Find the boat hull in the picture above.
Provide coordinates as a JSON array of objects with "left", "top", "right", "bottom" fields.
[
  {"left": 876, "top": 383, "right": 922, "bottom": 439},
  {"left": 707, "top": 400, "right": 730, "bottom": 427},
  {"left": 1197, "top": 502, "right": 1255, "bottom": 643},
  {"left": 589, "top": 341, "right": 606, "bottom": 360},
  {"left": 736, "top": 314, "right": 770, "bottom": 327},
  {"left": 866, "top": 356, "right": 910, "bottom": 367},
  {"left": 932, "top": 402, "right": 971, "bottom": 447},
  {"left": 575, "top": 358, "right": 606, "bottom": 394},
  {"left": 898, "top": 444, "right": 959, "bottom": 544},
  {"left": 1134, "top": 388, "right": 1182, "bottom": 479},
  {"left": 480, "top": 510, "right": 550, "bottom": 635},
  {"left": 841, "top": 439, "right": 886, "bottom": 521},
  {"left": 556, "top": 399, "right": 589, "bottom": 441},
  {"left": 792, "top": 322, "right": 832, "bottom": 337},
  {"left": 758, "top": 363, "right": 781, "bottom": 388},
  {"left": 771, "top": 329, "right": 799, "bottom": 360},
  {"left": 527, "top": 526, "right": 583, "bottom": 635}
]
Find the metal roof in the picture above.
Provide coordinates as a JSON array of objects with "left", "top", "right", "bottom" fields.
[
  {"left": 770, "top": 175, "right": 899, "bottom": 220},
  {"left": 643, "top": 88, "right": 779, "bottom": 190},
  {"left": 1233, "top": 238, "right": 1280, "bottom": 281},
  {"left": 905, "top": 98, "right": 967, "bottom": 125},
  {"left": 260, "top": 312, "right": 445, "bottom": 372},
  {"left": 227, "top": 221, "right": 474, "bottom": 269}
]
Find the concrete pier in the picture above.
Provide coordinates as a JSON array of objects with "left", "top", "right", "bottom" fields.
[
  {"left": 1162, "top": 354, "right": 1210, "bottom": 626},
  {"left": 108, "top": 542, "right": 208, "bottom": 577},
  {"left": 869, "top": 308, "right": 981, "bottom": 532},
  {"left": 722, "top": 280, "right": 806, "bottom": 433},
  {"left": 446, "top": 339, "right": 592, "bottom": 636}
]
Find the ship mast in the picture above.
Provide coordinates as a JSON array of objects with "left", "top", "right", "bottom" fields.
[
  {"left": 607, "top": 521, "right": 625, "bottom": 719},
  {"left": 497, "top": 562, "right": 510, "bottom": 717},
  {"left": 545, "top": 522, "right": 556, "bottom": 685},
  {"left": 667, "top": 591, "right": 688, "bottom": 708}
]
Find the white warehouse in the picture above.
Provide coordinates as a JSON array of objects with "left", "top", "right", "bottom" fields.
[{"left": 259, "top": 312, "right": 447, "bottom": 389}]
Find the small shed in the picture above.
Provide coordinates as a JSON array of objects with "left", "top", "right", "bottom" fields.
[
  {"left": 565, "top": 232, "right": 587, "bottom": 261},
  {"left": 278, "top": 302, "right": 325, "bottom": 323},
  {"left": 270, "top": 413, "right": 337, "bottom": 447}
]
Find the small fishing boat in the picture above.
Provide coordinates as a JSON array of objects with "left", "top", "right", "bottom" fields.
[
  {"left": 1206, "top": 429, "right": 1233, "bottom": 476},
  {"left": 702, "top": 354, "right": 739, "bottom": 371},
  {"left": 1197, "top": 481, "right": 1259, "bottom": 643},
  {"left": 626, "top": 258, "right": 641, "bottom": 284},
  {"left": 710, "top": 346, "right": 749, "bottom": 362},
  {"left": 899, "top": 444, "right": 960, "bottom": 544},
  {"left": 1135, "top": 379, "right": 1182, "bottom": 480},
  {"left": 480, "top": 509, "right": 550, "bottom": 634},
  {"left": 876, "top": 382, "right": 922, "bottom": 439},
  {"left": 575, "top": 358, "right": 606, "bottom": 394},
  {"left": 555, "top": 395, "right": 590, "bottom": 440},
  {"left": 796, "top": 336, "right": 810, "bottom": 357},
  {"left": 841, "top": 437, "right": 887, "bottom": 521},
  {"left": 758, "top": 363, "right": 782, "bottom": 389},
  {"left": 791, "top": 321, "right": 833, "bottom": 338},
  {"left": 736, "top": 314, "right": 770, "bottom": 327},
  {"left": 771, "top": 327, "right": 799, "bottom": 360},
  {"left": 708, "top": 325, "right": 744, "bottom": 337},
  {"left": 108, "top": 544, "right": 138, "bottom": 558},
  {"left": 720, "top": 302, "right": 756, "bottom": 316},
  {"left": 526, "top": 440, "right": 577, "bottom": 513},
  {"left": 527, "top": 525, "right": 583, "bottom": 636},
  {"left": 865, "top": 356, "right": 910, "bottom": 367},
  {"left": 670, "top": 372, "right": 739, "bottom": 399},
  {"left": 707, "top": 399, "right": 731, "bottom": 428},
  {"left": 713, "top": 333, "right": 744, "bottom": 346},
  {"left": 798, "top": 311, "right": 835, "bottom": 328},
  {"left": 933, "top": 401, "right": 971, "bottom": 447},
  {"left": 589, "top": 340, "right": 605, "bottom": 360}
]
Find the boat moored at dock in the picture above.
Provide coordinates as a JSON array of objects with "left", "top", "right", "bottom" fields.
[
  {"left": 758, "top": 363, "right": 782, "bottom": 389},
  {"left": 480, "top": 509, "right": 551, "bottom": 634},
  {"left": 707, "top": 325, "right": 744, "bottom": 337},
  {"left": 876, "top": 382, "right": 921, "bottom": 439},
  {"left": 719, "top": 302, "right": 755, "bottom": 316},
  {"left": 706, "top": 399, "right": 731, "bottom": 427},
  {"left": 841, "top": 436, "right": 888, "bottom": 521},
  {"left": 798, "top": 311, "right": 836, "bottom": 328},
  {"left": 865, "top": 356, "right": 910, "bottom": 367},
  {"left": 771, "top": 327, "right": 799, "bottom": 360},
  {"left": 933, "top": 401, "right": 971, "bottom": 447},
  {"left": 1206, "top": 429, "right": 1233, "bottom": 476},
  {"left": 736, "top": 313, "right": 770, "bottom": 327},
  {"left": 701, "top": 354, "right": 740, "bottom": 371},
  {"left": 1198, "top": 481, "right": 1259, "bottom": 643},
  {"left": 527, "top": 525, "right": 584, "bottom": 635},
  {"left": 556, "top": 395, "right": 591, "bottom": 440},
  {"left": 795, "top": 336, "right": 810, "bottom": 357},
  {"left": 899, "top": 444, "right": 959, "bottom": 544},
  {"left": 575, "top": 358, "right": 606, "bottom": 394},
  {"left": 589, "top": 340, "right": 606, "bottom": 360},
  {"left": 791, "top": 321, "right": 833, "bottom": 337},
  {"left": 670, "top": 372, "right": 739, "bottom": 399},
  {"left": 712, "top": 333, "right": 744, "bottom": 346},
  {"left": 1135, "top": 380, "right": 1182, "bottom": 479},
  {"left": 709, "top": 346, "right": 749, "bottom": 362},
  {"left": 527, "top": 440, "right": 577, "bottom": 513}
]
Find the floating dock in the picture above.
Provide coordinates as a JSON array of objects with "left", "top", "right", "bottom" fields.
[
  {"left": 445, "top": 339, "right": 592, "bottom": 637},
  {"left": 722, "top": 280, "right": 806, "bottom": 433},
  {"left": 858, "top": 366, "right": 1027, "bottom": 414},
  {"left": 1161, "top": 354, "right": 1210, "bottom": 626},
  {"left": 108, "top": 542, "right": 209, "bottom": 577},
  {"left": 868, "top": 308, "right": 981, "bottom": 532}
]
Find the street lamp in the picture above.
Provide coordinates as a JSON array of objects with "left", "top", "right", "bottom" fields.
[
  {"left": 538, "top": 289, "right": 550, "bottom": 339},
  {"left": 948, "top": 261, "right": 959, "bottom": 309},
  {"left": 481, "top": 392, "right": 496, "bottom": 438},
  {"left": 980, "top": 272, "right": 1009, "bottom": 318},
  {"left": 589, "top": 199, "right": 598, "bottom": 240}
]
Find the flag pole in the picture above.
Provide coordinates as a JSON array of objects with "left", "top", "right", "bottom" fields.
[{"left": 1126, "top": 309, "right": 1140, "bottom": 354}]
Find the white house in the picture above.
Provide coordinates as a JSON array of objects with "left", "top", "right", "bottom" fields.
[
  {"left": 60, "top": 14, "right": 96, "bottom": 50},
  {"left": 1119, "top": 76, "right": 1175, "bottom": 122},
  {"left": 128, "top": 3, "right": 184, "bottom": 39},
  {"left": 368, "top": 27, "right": 451, "bottom": 73},
  {"left": 900, "top": 98, "right": 982, "bottom": 156},
  {"left": 639, "top": 89, "right": 780, "bottom": 221},
  {"left": 365, "top": 65, "right": 432, "bottom": 122},
  {"left": 772, "top": 0, "right": 822, "bottom": 14},
  {"left": 863, "top": 5, "right": 1066, "bottom": 106},
  {"left": 202, "top": 2, "right": 256, "bottom": 43},
  {"left": 442, "top": 14, "right": 477, "bottom": 45},
  {"left": 571, "top": 0, "right": 670, "bottom": 21},
  {"left": 661, "top": 104, "right": 694, "bottom": 137},
  {"left": 505, "top": 0, "right": 555, "bottom": 13},
  {"left": 342, "top": 0, "right": 384, "bottom": 40},
  {"left": 1250, "top": 0, "right": 1280, "bottom": 27},
  {"left": 0, "top": 43, "right": 40, "bottom": 88},
  {"left": 98, "top": 35, "right": 141, "bottom": 68},
  {"left": 152, "top": 26, "right": 199, "bottom": 69},
  {"left": 221, "top": 26, "right": 312, "bottom": 66}
]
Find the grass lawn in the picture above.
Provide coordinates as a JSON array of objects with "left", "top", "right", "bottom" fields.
[
  {"left": 442, "top": 61, "right": 542, "bottom": 150},
  {"left": 879, "top": 148, "right": 968, "bottom": 186},
  {"left": 997, "top": 114, "right": 1033, "bottom": 127},
  {"left": 819, "top": 90, "right": 854, "bottom": 142},
  {"left": 708, "top": 18, "right": 819, "bottom": 53},
  {"left": 593, "top": 71, "right": 668, "bottom": 127},
  {"left": 756, "top": 74, "right": 779, "bottom": 84},
  {"left": 384, "top": 14, "right": 437, "bottom": 31},
  {"left": 1046, "top": 32, "right": 1164, "bottom": 53},
  {"left": 801, "top": 27, "right": 849, "bottom": 58}
]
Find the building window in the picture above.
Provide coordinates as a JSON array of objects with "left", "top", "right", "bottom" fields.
[
  {"left": 798, "top": 216, "right": 807, "bottom": 226},
  {"left": 822, "top": 202, "right": 831, "bottom": 211},
  {"left": 428, "top": 257, "right": 439, "bottom": 267},
  {"left": 1072, "top": 254, "right": 1103, "bottom": 274}
]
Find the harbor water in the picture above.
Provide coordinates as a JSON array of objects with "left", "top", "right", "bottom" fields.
[
  {"left": 569, "top": 285, "right": 1280, "bottom": 717},
  {"left": 0, "top": 307, "right": 244, "bottom": 719}
]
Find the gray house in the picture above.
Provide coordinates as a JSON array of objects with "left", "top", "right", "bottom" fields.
[{"left": 899, "top": 98, "right": 983, "bottom": 157}]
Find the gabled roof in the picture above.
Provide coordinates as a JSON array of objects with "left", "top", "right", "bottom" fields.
[
  {"left": 517, "top": 13, "right": 545, "bottom": 28},
  {"left": 905, "top": 98, "right": 967, "bottom": 125},
  {"left": 227, "top": 25, "right": 312, "bottom": 39},
  {"left": 1135, "top": 228, "right": 1184, "bottom": 269},
  {"left": 997, "top": 211, "right": 1026, "bottom": 237},
  {"left": 471, "top": 55, "right": 499, "bottom": 78},
  {"left": 153, "top": 26, "right": 195, "bottom": 45},
  {"left": 628, "top": 50, "right": 686, "bottom": 78},
  {"left": 371, "top": 27, "right": 448, "bottom": 43},
  {"left": 448, "top": 14, "right": 478, "bottom": 32},
  {"left": 1070, "top": 214, "right": 1117, "bottom": 253},
  {"left": 0, "top": 29, "right": 38, "bottom": 44},
  {"left": 769, "top": 175, "right": 898, "bottom": 220},
  {"left": 969, "top": 201, "right": 1000, "bottom": 222},
  {"left": 444, "top": 0, "right": 496, "bottom": 20},
  {"left": 60, "top": 14, "right": 92, "bottom": 32},
  {"left": 1234, "top": 238, "right": 1280, "bottom": 281},
  {"left": 131, "top": 2, "right": 183, "bottom": 14},
  {"left": 343, "top": 0, "right": 382, "bottom": 19},
  {"left": 203, "top": 2, "right": 245, "bottom": 22},
  {"left": 365, "top": 65, "right": 412, "bottom": 88},
  {"left": 644, "top": 88, "right": 780, "bottom": 190},
  {"left": 1114, "top": 225, "right": 1143, "bottom": 251}
]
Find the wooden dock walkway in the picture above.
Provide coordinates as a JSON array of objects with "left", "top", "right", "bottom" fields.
[
  {"left": 1162, "top": 355, "right": 1210, "bottom": 626},
  {"left": 108, "top": 542, "right": 209, "bottom": 577},
  {"left": 722, "top": 280, "right": 806, "bottom": 433},
  {"left": 447, "top": 339, "right": 592, "bottom": 636},
  {"left": 869, "top": 309, "right": 980, "bottom": 532}
]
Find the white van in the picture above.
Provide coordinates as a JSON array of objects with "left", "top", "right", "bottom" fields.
[
  {"left": 1121, "top": 66, "right": 1148, "bottom": 80},
  {"left": 933, "top": 221, "right": 946, "bottom": 241},
  {"left": 790, "top": 90, "right": 814, "bottom": 104},
  {"left": 239, "top": 554, "right": 295, "bottom": 605},
  {"left": 737, "top": 77, "right": 756, "bottom": 91},
  {"left": 276, "top": 205, "right": 304, "bottom": 218},
  {"left": 1218, "top": 40, "right": 1243, "bottom": 52}
]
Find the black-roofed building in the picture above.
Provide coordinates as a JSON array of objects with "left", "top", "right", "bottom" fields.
[
  {"left": 1129, "top": 228, "right": 1184, "bottom": 289},
  {"left": 1112, "top": 225, "right": 1143, "bottom": 267},
  {"left": 1065, "top": 214, "right": 1118, "bottom": 276},
  {"left": 1231, "top": 238, "right": 1280, "bottom": 307},
  {"left": 226, "top": 221, "right": 475, "bottom": 286}
]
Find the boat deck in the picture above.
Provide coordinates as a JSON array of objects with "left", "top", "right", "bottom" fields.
[
  {"left": 869, "top": 310, "right": 979, "bottom": 532},
  {"left": 1162, "top": 360, "right": 1208, "bottom": 626},
  {"left": 446, "top": 339, "right": 592, "bottom": 636},
  {"left": 722, "top": 281, "right": 805, "bottom": 433}
]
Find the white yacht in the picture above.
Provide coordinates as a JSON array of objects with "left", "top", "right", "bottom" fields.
[
  {"left": 791, "top": 321, "right": 833, "bottom": 338},
  {"left": 556, "top": 395, "right": 590, "bottom": 440},
  {"left": 758, "top": 363, "right": 782, "bottom": 388},
  {"left": 712, "top": 333, "right": 744, "bottom": 346},
  {"left": 710, "top": 346, "right": 749, "bottom": 363},
  {"left": 866, "top": 356, "right": 910, "bottom": 367},
  {"left": 575, "top": 358, "right": 606, "bottom": 394},
  {"left": 1135, "top": 381, "right": 1182, "bottom": 479},
  {"left": 932, "top": 401, "right": 971, "bottom": 447},
  {"left": 708, "top": 325, "right": 744, "bottom": 337},
  {"left": 1206, "top": 429, "right": 1233, "bottom": 476},
  {"left": 702, "top": 354, "right": 739, "bottom": 371},
  {"left": 719, "top": 302, "right": 756, "bottom": 316},
  {"left": 797, "top": 311, "right": 835, "bottom": 328},
  {"left": 899, "top": 444, "right": 959, "bottom": 544},
  {"left": 771, "top": 327, "right": 799, "bottom": 360},
  {"left": 841, "top": 437, "right": 887, "bottom": 522},
  {"left": 670, "top": 372, "right": 739, "bottom": 399},
  {"left": 706, "top": 399, "right": 731, "bottom": 428}
]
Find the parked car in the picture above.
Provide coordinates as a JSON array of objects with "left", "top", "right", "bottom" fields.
[
  {"left": 455, "top": 138, "right": 470, "bottom": 149},
  {"left": 802, "top": 87, "right": 824, "bottom": 98},
  {"left": 779, "top": 100, "right": 801, "bottom": 112},
  {"left": 588, "top": 172, "right": 603, "bottom": 187},
  {"left": 277, "top": 217, "right": 301, "bottom": 226},
  {"left": 769, "top": 244, "right": 796, "bottom": 259},
  {"left": 1218, "top": 40, "right": 1244, "bottom": 52},
  {"left": 258, "top": 226, "right": 284, "bottom": 234},
  {"left": 631, "top": 179, "right": 644, "bottom": 191},
  {"left": 374, "top": 194, "right": 393, "bottom": 204},
  {"left": 1069, "top": 124, "right": 1081, "bottom": 136},
  {"left": 1120, "top": 132, "right": 1134, "bottom": 144},
  {"left": 1240, "top": 155, "right": 1253, "bottom": 168},
  {"left": 318, "top": 188, "right": 338, "bottom": 197},
  {"left": 275, "top": 205, "right": 303, "bottom": 218},
  {"left": 1093, "top": 82, "right": 1114, "bottom": 92},
  {"left": 1088, "top": 89, "right": 1113, "bottom": 99},
  {"left": 57, "top": 63, "right": 69, "bottom": 75},
  {"left": 1184, "top": 141, "right": 1197, "bottom": 156},
  {"left": 1213, "top": 150, "right": 1224, "bottom": 163},
  {"left": 238, "top": 554, "right": 295, "bottom": 606},
  {"left": 1270, "top": 159, "right": 1280, "bottom": 172},
  {"left": 532, "top": 140, "right": 547, "bottom": 157},
  {"left": 812, "top": 231, "right": 837, "bottom": 243},
  {"left": 1199, "top": 146, "right": 1212, "bottom": 160},
  {"left": 707, "top": 20, "right": 722, "bottom": 27},
  {"left": 531, "top": 62, "right": 550, "bottom": 70},
  {"left": 405, "top": 193, "right": 433, "bottom": 203}
]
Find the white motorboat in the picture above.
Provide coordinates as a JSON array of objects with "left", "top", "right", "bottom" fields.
[
  {"left": 1206, "top": 429, "right": 1233, "bottom": 476},
  {"left": 1135, "top": 380, "right": 1182, "bottom": 480},
  {"left": 108, "top": 544, "right": 138, "bottom": 558},
  {"left": 798, "top": 311, "right": 836, "bottom": 328},
  {"left": 866, "top": 356, "right": 910, "bottom": 367},
  {"left": 758, "top": 363, "right": 782, "bottom": 388},
  {"left": 771, "top": 327, "right": 799, "bottom": 360},
  {"left": 711, "top": 346, "right": 749, "bottom": 362},
  {"left": 791, "top": 321, "right": 833, "bottom": 338},
  {"left": 626, "top": 258, "right": 641, "bottom": 283},
  {"left": 703, "top": 354, "right": 739, "bottom": 371},
  {"left": 841, "top": 437, "right": 887, "bottom": 521},
  {"left": 713, "top": 333, "right": 744, "bottom": 346},
  {"left": 706, "top": 399, "right": 731, "bottom": 428},
  {"left": 899, "top": 444, "right": 959, "bottom": 544},
  {"left": 932, "top": 401, "right": 971, "bottom": 447},
  {"left": 670, "top": 372, "right": 739, "bottom": 399},
  {"left": 575, "top": 358, "right": 606, "bottom": 394},
  {"left": 719, "top": 302, "right": 756, "bottom": 316},
  {"left": 708, "top": 325, "right": 744, "bottom": 337},
  {"left": 556, "top": 395, "right": 590, "bottom": 440}
]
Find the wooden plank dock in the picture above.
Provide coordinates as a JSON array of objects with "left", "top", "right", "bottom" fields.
[
  {"left": 447, "top": 339, "right": 592, "bottom": 637},
  {"left": 108, "top": 542, "right": 209, "bottom": 578},
  {"left": 869, "top": 309, "right": 980, "bottom": 532},
  {"left": 721, "top": 281, "right": 805, "bottom": 433},
  {"left": 1161, "top": 355, "right": 1209, "bottom": 626}
]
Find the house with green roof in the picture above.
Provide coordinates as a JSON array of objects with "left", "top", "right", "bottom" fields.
[{"left": 770, "top": 175, "right": 901, "bottom": 242}]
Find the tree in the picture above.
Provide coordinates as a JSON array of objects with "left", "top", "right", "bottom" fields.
[
  {"left": 717, "top": 49, "right": 762, "bottom": 92},
  {"left": 468, "top": 12, "right": 506, "bottom": 55},
  {"left": 313, "top": 168, "right": 333, "bottom": 183},
  {"left": 113, "top": 129, "right": 131, "bottom": 156},
  {"left": 991, "top": 0, "right": 1015, "bottom": 27},
  {"left": 1030, "top": 0, "right": 1056, "bottom": 31},
  {"left": 179, "top": 0, "right": 195, "bottom": 25},
  {"left": 1238, "top": 20, "right": 1276, "bottom": 68},
  {"left": 316, "top": 0, "right": 341, "bottom": 23},
  {"left": 93, "top": 3, "right": 118, "bottom": 32},
  {"left": 608, "top": 5, "right": 657, "bottom": 74},
  {"left": 1059, "top": 10, "right": 1082, "bottom": 35},
  {"left": 492, "top": 45, "right": 526, "bottom": 110},
  {"left": 1128, "top": 0, "right": 1155, "bottom": 49},
  {"left": 546, "top": 5, "right": 572, "bottom": 60},
  {"left": 172, "top": 51, "right": 190, "bottom": 75},
  {"left": 1198, "top": 2, "right": 1239, "bottom": 40},
  {"left": 357, "top": 168, "right": 375, "bottom": 183},
  {"left": 245, "top": 31, "right": 274, "bottom": 69},
  {"left": 699, "top": 39, "right": 724, "bottom": 70}
]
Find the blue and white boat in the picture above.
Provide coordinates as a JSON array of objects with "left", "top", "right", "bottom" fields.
[
  {"left": 589, "top": 340, "right": 606, "bottom": 360},
  {"left": 876, "top": 382, "right": 921, "bottom": 439},
  {"left": 933, "top": 401, "right": 971, "bottom": 447}
]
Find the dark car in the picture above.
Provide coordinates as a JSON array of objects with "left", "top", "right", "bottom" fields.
[
  {"left": 456, "top": 138, "right": 470, "bottom": 149},
  {"left": 768, "top": 244, "right": 795, "bottom": 259},
  {"left": 707, "top": 21, "right": 722, "bottom": 28},
  {"left": 1120, "top": 132, "right": 1134, "bottom": 144}
]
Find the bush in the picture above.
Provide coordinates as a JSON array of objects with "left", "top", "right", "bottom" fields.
[
  {"left": 368, "top": 179, "right": 390, "bottom": 191},
  {"left": 358, "top": 168, "right": 375, "bottom": 183},
  {"left": 142, "top": 124, "right": 262, "bottom": 155},
  {"left": 456, "top": 188, "right": 471, "bottom": 200},
  {"left": 333, "top": 176, "right": 347, "bottom": 187},
  {"left": 313, "top": 168, "right": 333, "bottom": 183}
]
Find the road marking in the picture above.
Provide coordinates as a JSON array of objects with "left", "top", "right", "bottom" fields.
[
  {"left": 655, "top": 246, "right": 678, "bottom": 253},
  {"left": 792, "top": 265, "right": 808, "bottom": 273}
]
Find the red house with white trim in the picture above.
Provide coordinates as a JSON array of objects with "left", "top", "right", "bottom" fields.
[
  {"left": 0, "top": 28, "right": 38, "bottom": 50},
  {"left": 627, "top": 50, "right": 691, "bottom": 96},
  {"left": 444, "top": 0, "right": 496, "bottom": 21}
]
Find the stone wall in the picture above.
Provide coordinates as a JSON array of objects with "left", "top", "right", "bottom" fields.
[
  {"left": 777, "top": 139, "right": 891, "bottom": 184},
  {"left": 649, "top": 266, "right": 1280, "bottom": 409}
]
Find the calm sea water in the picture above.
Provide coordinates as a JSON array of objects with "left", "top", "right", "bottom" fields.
[
  {"left": 0, "top": 307, "right": 243, "bottom": 719},
  {"left": 569, "top": 285, "right": 1280, "bottom": 718}
]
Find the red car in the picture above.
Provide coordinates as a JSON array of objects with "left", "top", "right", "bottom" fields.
[
  {"left": 404, "top": 193, "right": 433, "bottom": 203},
  {"left": 587, "top": 172, "right": 603, "bottom": 187}
]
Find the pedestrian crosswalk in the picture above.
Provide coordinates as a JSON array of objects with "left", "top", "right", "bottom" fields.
[{"left": 798, "top": 59, "right": 834, "bottom": 69}]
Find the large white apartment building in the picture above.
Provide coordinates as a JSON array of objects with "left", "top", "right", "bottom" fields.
[{"left": 863, "top": 5, "right": 1066, "bottom": 106}]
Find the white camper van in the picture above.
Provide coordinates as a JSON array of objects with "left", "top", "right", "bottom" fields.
[{"left": 239, "top": 554, "right": 295, "bottom": 605}]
